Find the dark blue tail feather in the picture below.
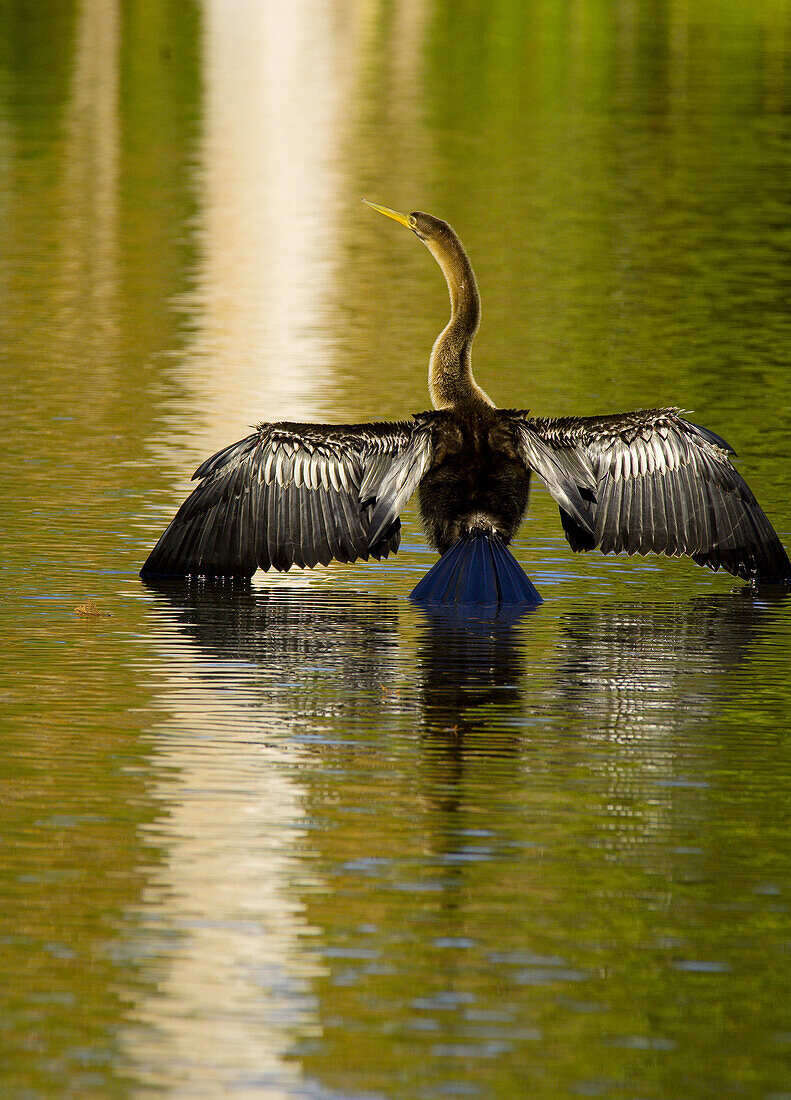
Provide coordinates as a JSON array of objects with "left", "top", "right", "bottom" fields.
[{"left": 410, "top": 534, "right": 542, "bottom": 606}]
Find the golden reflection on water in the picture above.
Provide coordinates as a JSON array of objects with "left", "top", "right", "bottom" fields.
[
  {"left": 58, "top": 0, "right": 120, "bottom": 350},
  {"left": 127, "top": 581, "right": 791, "bottom": 1098}
]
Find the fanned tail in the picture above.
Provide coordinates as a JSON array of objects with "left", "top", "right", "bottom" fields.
[{"left": 410, "top": 533, "right": 542, "bottom": 606}]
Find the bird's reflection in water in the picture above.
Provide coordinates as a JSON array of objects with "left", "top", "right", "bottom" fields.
[
  {"left": 413, "top": 603, "right": 537, "bottom": 741},
  {"left": 551, "top": 590, "right": 784, "bottom": 735},
  {"left": 142, "top": 578, "right": 784, "bottom": 750},
  {"left": 538, "top": 589, "right": 791, "bottom": 869},
  {"left": 411, "top": 589, "right": 789, "bottom": 832},
  {"left": 141, "top": 577, "right": 787, "bottom": 877},
  {"left": 405, "top": 604, "right": 537, "bottom": 842},
  {"left": 142, "top": 577, "right": 404, "bottom": 726}
]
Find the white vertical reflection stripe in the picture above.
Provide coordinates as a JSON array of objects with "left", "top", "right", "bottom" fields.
[
  {"left": 127, "top": 2, "right": 358, "bottom": 1093},
  {"left": 170, "top": 0, "right": 347, "bottom": 470},
  {"left": 127, "top": 691, "right": 324, "bottom": 1097}
]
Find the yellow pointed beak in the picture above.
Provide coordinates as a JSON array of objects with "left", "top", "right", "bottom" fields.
[{"left": 363, "top": 199, "right": 412, "bottom": 229}]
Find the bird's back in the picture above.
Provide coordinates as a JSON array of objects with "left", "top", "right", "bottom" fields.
[{"left": 417, "top": 406, "right": 532, "bottom": 553}]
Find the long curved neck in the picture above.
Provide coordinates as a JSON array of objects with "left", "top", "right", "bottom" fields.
[{"left": 425, "top": 233, "right": 493, "bottom": 411}]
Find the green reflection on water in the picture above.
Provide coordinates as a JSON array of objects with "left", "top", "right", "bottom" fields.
[{"left": 1, "top": 1, "right": 791, "bottom": 1098}]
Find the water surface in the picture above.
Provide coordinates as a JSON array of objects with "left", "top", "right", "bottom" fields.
[{"left": 2, "top": 2, "right": 791, "bottom": 1097}]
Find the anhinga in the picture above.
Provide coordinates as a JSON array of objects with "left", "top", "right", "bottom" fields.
[{"left": 141, "top": 201, "right": 791, "bottom": 602}]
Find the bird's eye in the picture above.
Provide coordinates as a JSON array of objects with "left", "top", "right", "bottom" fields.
[{"left": 409, "top": 215, "right": 418, "bottom": 228}]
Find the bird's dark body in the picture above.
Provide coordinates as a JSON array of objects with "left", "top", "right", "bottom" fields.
[
  {"left": 141, "top": 201, "right": 791, "bottom": 598},
  {"left": 416, "top": 406, "right": 531, "bottom": 553}
]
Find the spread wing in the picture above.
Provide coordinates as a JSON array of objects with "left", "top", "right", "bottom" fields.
[
  {"left": 527, "top": 408, "right": 791, "bottom": 583},
  {"left": 141, "top": 418, "right": 433, "bottom": 578}
]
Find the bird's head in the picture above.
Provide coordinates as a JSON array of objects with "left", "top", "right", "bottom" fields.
[{"left": 364, "top": 200, "right": 455, "bottom": 247}]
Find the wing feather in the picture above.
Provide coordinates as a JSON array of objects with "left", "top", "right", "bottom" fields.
[
  {"left": 141, "top": 420, "right": 422, "bottom": 577},
  {"left": 597, "top": 475, "right": 621, "bottom": 553},
  {"left": 512, "top": 419, "right": 596, "bottom": 534},
  {"left": 366, "top": 418, "right": 434, "bottom": 546},
  {"left": 528, "top": 408, "right": 790, "bottom": 583}
]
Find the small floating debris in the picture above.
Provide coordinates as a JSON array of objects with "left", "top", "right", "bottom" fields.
[{"left": 75, "top": 601, "right": 111, "bottom": 618}]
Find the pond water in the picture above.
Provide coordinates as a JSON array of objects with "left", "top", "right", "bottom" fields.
[{"left": 2, "top": 2, "right": 791, "bottom": 1097}]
